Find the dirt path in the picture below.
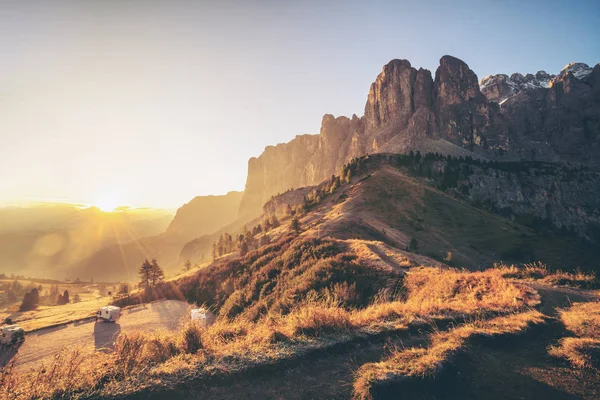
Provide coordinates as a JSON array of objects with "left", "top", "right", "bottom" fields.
[
  {"left": 440, "top": 284, "right": 600, "bottom": 400},
  {"left": 1, "top": 300, "right": 190, "bottom": 372},
  {"left": 140, "top": 331, "right": 426, "bottom": 400}
]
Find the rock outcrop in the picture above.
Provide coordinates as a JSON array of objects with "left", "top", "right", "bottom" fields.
[{"left": 239, "top": 56, "right": 600, "bottom": 219}]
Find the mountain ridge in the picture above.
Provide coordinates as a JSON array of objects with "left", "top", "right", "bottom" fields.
[{"left": 239, "top": 55, "right": 600, "bottom": 220}]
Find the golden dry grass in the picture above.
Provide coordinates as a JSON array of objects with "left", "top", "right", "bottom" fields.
[
  {"left": 548, "top": 301, "right": 600, "bottom": 369},
  {"left": 0, "top": 263, "right": 540, "bottom": 399},
  {"left": 496, "top": 262, "right": 598, "bottom": 289},
  {"left": 352, "top": 310, "right": 546, "bottom": 400},
  {"left": 557, "top": 302, "right": 600, "bottom": 338},
  {"left": 548, "top": 337, "right": 600, "bottom": 369}
]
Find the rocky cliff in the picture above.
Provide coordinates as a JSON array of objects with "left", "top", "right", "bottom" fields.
[{"left": 239, "top": 56, "right": 600, "bottom": 219}]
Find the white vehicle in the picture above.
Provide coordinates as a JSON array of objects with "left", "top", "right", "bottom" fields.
[
  {"left": 96, "top": 306, "right": 121, "bottom": 322},
  {"left": 190, "top": 308, "right": 215, "bottom": 328},
  {"left": 1, "top": 325, "right": 25, "bottom": 346}
]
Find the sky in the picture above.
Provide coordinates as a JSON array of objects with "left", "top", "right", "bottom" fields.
[{"left": 0, "top": 0, "right": 598, "bottom": 209}]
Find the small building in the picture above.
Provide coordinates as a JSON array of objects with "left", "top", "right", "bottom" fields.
[
  {"left": 1, "top": 324, "right": 25, "bottom": 346},
  {"left": 190, "top": 308, "right": 215, "bottom": 328},
  {"left": 96, "top": 306, "right": 121, "bottom": 322}
]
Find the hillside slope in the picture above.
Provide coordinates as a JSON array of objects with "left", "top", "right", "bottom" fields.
[{"left": 269, "top": 154, "right": 599, "bottom": 271}]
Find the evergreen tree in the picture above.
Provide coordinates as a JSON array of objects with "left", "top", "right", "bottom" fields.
[
  {"left": 73, "top": 293, "right": 81, "bottom": 303},
  {"left": 149, "top": 259, "right": 165, "bottom": 286},
  {"left": 19, "top": 288, "right": 40, "bottom": 311},
  {"left": 62, "top": 290, "right": 69, "bottom": 304},
  {"left": 212, "top": 242, "right": 217, "bottom": 260},
  {"left": 409, "top": 237, "right": 419, "bottom": 252},
  {"left": 138, "top": 258, "right": 153, "bottom": 289},
  {"left": 184, "top": 259, "right": 192, "bottom": 271},
  {"left": 290, "top": 215, "right": 301, "bottom": 233},
  {"left": 240, "top": 240, "right": 249, "bottom": 256}
]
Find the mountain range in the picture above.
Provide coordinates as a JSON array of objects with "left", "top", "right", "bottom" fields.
[{"left": 3, "top": 55, "right": 598, "bottom": 281}]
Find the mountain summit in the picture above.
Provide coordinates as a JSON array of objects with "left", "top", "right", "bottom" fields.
[{"left": 239, "top": 56, "right": 600, "bottom": 219}]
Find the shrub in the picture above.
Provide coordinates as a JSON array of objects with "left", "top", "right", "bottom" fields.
[
  {"left": 19, "top": 288, "right": 40, "bottom": 311},
  {"left": 180, "top": 323, "right": 203, "bottom": 354}
]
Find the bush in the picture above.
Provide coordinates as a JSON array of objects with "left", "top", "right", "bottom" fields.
[
  {"left": 180, "top": 323, "right": 203, "bottom": 354},
  {"left": 19, "top": 288, "right": 40, "bottom": 311}
]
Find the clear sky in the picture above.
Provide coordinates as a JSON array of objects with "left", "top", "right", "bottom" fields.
[{"left": 0, "top": 0, "right": 598, "bottom": 209}]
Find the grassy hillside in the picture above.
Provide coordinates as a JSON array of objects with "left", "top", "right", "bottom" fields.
[{"left": 286, "top": 155, "right": 599, "bottom": 271}]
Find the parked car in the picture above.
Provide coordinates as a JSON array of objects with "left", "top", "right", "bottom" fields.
[
  {"left": 96, "top": 306, "right": 121, "bottom": 322},
  {"left": 1, "top": 324, "right": 25, "bottom": 346}
]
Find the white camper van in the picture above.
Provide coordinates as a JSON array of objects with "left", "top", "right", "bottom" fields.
[
  {"left": 190, "top": 308, "right": 215, "bottom": 328},
  {"left": 1, "top": 325, "right": 25, "bottom": 346},
  {"left": 96, "top": 306, "right": 121, "bottom": 322}
]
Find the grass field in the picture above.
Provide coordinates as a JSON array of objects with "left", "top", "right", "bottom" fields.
[{"left": 0, "top": 280, "right": 119, "bottom": 331}]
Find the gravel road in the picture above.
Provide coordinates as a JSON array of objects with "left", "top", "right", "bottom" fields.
[{"left": 2, "top": 300, "right": 190, "bottom": 371}]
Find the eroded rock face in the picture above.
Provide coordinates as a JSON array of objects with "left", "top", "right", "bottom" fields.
[
  {"left": 238, "top": 56, "right": 600, "bottom": 219},
  {"left": 364, "top": 59, "right": 417, "bottom": 132},
  {"left": 433, "top": 55, "right": 503, "bottom": 151}
]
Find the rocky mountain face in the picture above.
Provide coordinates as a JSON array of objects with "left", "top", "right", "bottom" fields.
[
  {"left": 479, "top": 62, "right": 595, "bottom": 105},
  {"left": 239, "top": 56, "right": 600, "bottom": 219},
  {"left": 479, "top": 71, "right": 554, "bottom": 104}
]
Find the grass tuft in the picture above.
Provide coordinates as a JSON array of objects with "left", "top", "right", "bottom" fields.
[{"left": 353, "top": 310, "right": 545, "bottom": 400}]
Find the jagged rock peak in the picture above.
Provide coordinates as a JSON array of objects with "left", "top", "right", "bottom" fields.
[
  {"left": 435, "top": 55, "right": 481, "bottom": 106},
  {"left": 561, "top": 62, "right": 593, "bottom": 79},
  {"left": 480, "top": 62, "right": 597, "bottom": 105},
  {"left": 480, "top": 70, "right": 554, "bottom": 104},
  {"left": 364, "top": 58, "right": 420, "bottom": 132}
]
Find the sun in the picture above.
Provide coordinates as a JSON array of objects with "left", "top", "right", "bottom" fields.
[{"left": 94, "top": 195, "right": 122, "bottom": 212}]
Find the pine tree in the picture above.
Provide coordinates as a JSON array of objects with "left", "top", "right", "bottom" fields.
[
  {"left": 240, "top": 240, "right": 249, "bottom": 256},
  {"left": 290, "top": 216, "right": 301, "bottom": 233},
  {"left": 138, "top": 258, "right": 153, "bottom": 289},
  {"left": 149, "top": 259, "right": 165, "bottom": 286},
  {"left": 19, "top": 288, "right": 40, "bottom": 311},
  {"left": 184, "top": 259, "right": 192, "bottom": 271},
  {"left": 409, "top": 237, "right": 419, "bottom": 252},
  {"left": 56, "top": 289, "right": 69, "bottom": 305}
]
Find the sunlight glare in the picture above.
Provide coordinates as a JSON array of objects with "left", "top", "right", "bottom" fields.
[{"left": 94, "top": 194, "right": 122, "bottom": 212}]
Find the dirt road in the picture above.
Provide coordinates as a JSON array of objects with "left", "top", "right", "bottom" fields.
[{"left": 3, "top": 300, "right": 190, "bottom": 372}]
